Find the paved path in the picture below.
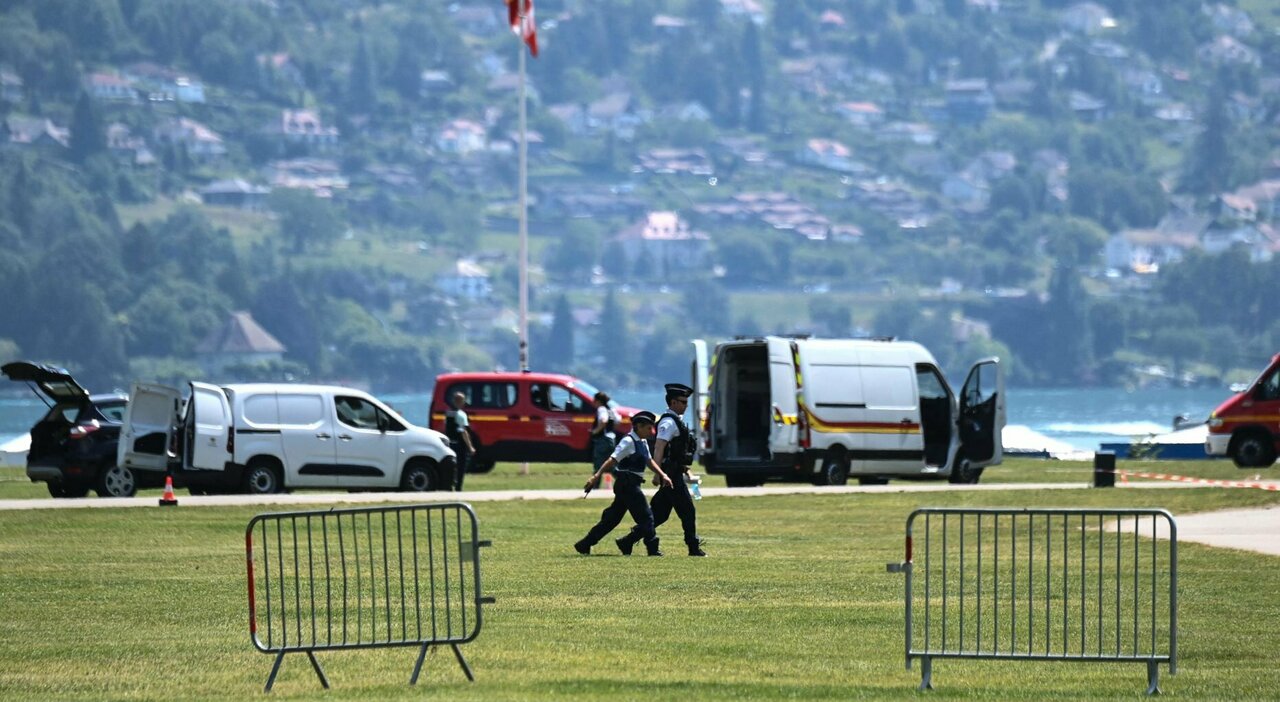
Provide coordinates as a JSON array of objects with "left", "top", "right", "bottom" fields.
[
  {"left": 4, "top": 482, "right": 1278, "bottom": 557},
  {"left": 0, "top": 480, "right": 1206, "bottom": 512}
]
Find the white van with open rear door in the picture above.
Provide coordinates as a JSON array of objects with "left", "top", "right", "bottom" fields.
[
  {"left": 118, "top": 382, "right": 456, "bottom": 494},
  {"left": 693, "top": 336, "right": 1005, "bottom": 487}
]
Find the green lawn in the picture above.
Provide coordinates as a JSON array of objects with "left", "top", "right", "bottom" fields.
[
  {"left": 0, "top": 476, "right": 1277, "bottom": 700},
  {"left": 1, "top": 458, "right": 1275, "bottom": 500}
]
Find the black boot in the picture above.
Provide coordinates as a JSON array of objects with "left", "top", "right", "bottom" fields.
[
  {"left": 687, "top": 541, "right": 707, "bottom": 557},
  {"left": 644, "top": 537, "right": 663, "bottom": 557},
  {"left": 615, "top": 535, "right": 635, "bottom": 556},
  {"left": 573, "top": 539, "right": 590, "bottom": 555}
]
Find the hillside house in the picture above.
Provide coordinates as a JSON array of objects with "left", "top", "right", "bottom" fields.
[
  {"left": 200, "top": 179, "right": 270, "bottom": 210},
  {"left": 278, "top": 109, "right": 339, "bottom": 147},
  {"left": 0, "top": 69, "right": 22, "bottom": 103},
  {"left": 436, "top": 259, "right": 492, "bottom": 300},
  {"left": 945, "top": 79, "right": 995, "bottom": 123},
  {"left": 123, "top": 63, "right": 205, "bottom": 103},
  {"left": 1197, "top": 35, "right": 1261, "bottom": 67},
  {"left": 4, "top": 116, "right": 69, "bottom": 150},
  {"left": 637, "top": 148, "right": 713, "bottom": 177},
  {"left": 836, "top": 101, "right": 885, "bottom": 128},
  {"left": 719, "top": 0, "right": 766, "bottom": 25},
  {"left": 258, "top": 53, "right": 306, "bottom": 89},
  {"left": 106, "top": 123, "right": 155, "bottom": 167},
  {"left": 265, "top": 158, "right": 348, "bottom": 197},
  {"left": 1104, "top": 229, "right": 1198, "bottom": 274},
  {"left": 1060, "top": 2, "right": 1116, "bottom": 33},
  {"left": 797, "top": 139, "right": 868, "bottom": 174},
  {"left": 612, "top": 211, "right": 711, "bottom": 278},
  {"left": 197, "top": 311, "right": 287, "bottom": 376},
  {"left": 436, "top": 119, "right": 487, "bottom": 154},
  {"left": 83, "top": 73, "right": 137, "bottom": 101},
  {"left": 153, "top": 118, "right": 226, "bottom": 160}
]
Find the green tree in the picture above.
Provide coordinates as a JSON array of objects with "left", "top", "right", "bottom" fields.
[
  {"left": 270, "top": 190, "right": 344, "bottom": 253},
  {"left": 1041, "top": 216, "right": 1107, "bottom": 268},
  {"left": 545, "top": 294, "right": 575, "bottom": 371},
  {"left": 347, "top": 37, "right": 378, "bottom": 113},
  {"left": 595, "top": 288, "right": 632, "bottom": 369},
  {"left": 1182, "top": 80, "right": 1232, "bottom": 194},
  {"left": 1042, "top": 265, "right": 1092, "bottom": 383},
  {"left": 69, "top": 91, "right": 106, "bottom": 163},
  {"left": 809, "top": 297, "right": 851, "bottom": 336}
]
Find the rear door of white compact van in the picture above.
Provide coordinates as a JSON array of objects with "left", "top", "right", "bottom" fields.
[
  {"left": 118, "top": 383, "right": 179, "bottom": 473},
  {"left": 186, "top": 382, "right": 231, "bottom": 471}
]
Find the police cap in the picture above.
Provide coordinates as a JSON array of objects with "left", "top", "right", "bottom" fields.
[
  {"left": 664, "top": 383, "right": 694, "bottom": 398},
  {"left": 631, "top": 410, "right": 657, "bottom": 426}
]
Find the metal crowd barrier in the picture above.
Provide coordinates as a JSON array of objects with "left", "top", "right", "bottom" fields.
[
  {"left": 887, "top": 508, "right": 1177, "bottom": 694},
  {"left": 245, "top": 503, "right": 494, "bottom": 692}
]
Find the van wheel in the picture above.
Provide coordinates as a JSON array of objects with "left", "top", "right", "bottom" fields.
[
  {"left": 1230, "top": 431, "right": 1276, "bottom": 468},
  {"left": 242, "top": 459, "right": 283, "bottom": 494},
  {"left": 400, "top": 459, "right": 438, "bottom": 492},
  {"left": 949, "top": 459, "right": 984, "bottom": 484},
  {"left": 95, "top": 464, "right": 137, "bottom": 498},
  {"left": 821, "top": 451, "right": 849, "bottom": 486}
]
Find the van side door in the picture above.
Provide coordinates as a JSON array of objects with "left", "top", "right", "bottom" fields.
[
  {"left": 766, "top": 338, "right": 799, "bottom": 457},
  {"left": 270, "top": 392, "right": 336, "bottom": 488},
  {"left": 860, "top": 364, "right": 925, "bottom": 473},
  {"left": 118, "top": 383, "right": 180, "bottom": 473},
  {"left": 186, "top": 382, "right": 231, "bottom": 471},
  {"left": 957, "top": 358, "right": 1005, "bottom": 468},
  {"left": 333, "top": 394, "right": 404, "bottom": 488}
]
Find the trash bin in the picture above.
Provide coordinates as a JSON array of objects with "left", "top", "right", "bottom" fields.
[{"left": 1093, "top": 451, "right": 1116, "bottom": 488}]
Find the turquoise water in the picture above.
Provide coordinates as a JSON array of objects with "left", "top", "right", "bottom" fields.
[{"left": 0, "top": 386, "right": 1230, "bottom": 452}]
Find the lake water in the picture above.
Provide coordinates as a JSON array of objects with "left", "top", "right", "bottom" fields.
[{"left": 0, "top": 386, "right": 1229, "bottom": 453}]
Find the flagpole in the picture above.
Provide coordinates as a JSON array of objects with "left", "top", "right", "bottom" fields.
[
  {"left": 517, "top": 0, "right": 530, "bottom": 477},
  {"left": 517, "top": 0, "right": 529, "bottom": 374}
]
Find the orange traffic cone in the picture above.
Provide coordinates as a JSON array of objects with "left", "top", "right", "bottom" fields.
[
  {"left": 602, "top": 472, "right": 613, "bottom": 490},
  {"left": 159, "top": 475, "right": 179, "bottom": 507}
]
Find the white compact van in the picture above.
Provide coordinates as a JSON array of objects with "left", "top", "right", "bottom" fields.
[
  {"left": 117, "top": 382, "right": 456, "bottom": 494},
  {"left": 691, "top": 336, "right": 1004, "bottom": 487}
]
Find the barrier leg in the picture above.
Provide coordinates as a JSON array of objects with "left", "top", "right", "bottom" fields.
[
  {"left": 1146, "top": 660, "right": 1161, "bottom": 695},
  {"left": 264, "top": 651, "right": 286, "bottom": 693},
  {"left": 410, "top": 644, "right": 431, "bottom": 685},
  {"left": 306, "top": 651, "right": 330, "bottom": 689},
  {"left": 919, "top": 656, "right": 933, "bottom": 691},
  {"left": 451, "top": 643, "right": 476, "bottom": 681}
]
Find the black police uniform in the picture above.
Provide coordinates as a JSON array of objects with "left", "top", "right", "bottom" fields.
[
  {"left": 443, "top": 408, "right": 470, "bottom": 491},
  {"left": 619, "top": 385, "right": 704, "bottom": 556},
  {"left": 575, "top": 431, "right": 662, "bottom": 556}
]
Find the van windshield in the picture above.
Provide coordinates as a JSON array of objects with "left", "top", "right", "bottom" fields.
[{"left": 567, "top": 380, "right": 599, "bottom": 398}]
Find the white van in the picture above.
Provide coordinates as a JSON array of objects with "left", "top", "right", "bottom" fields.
[
  {"left": 117, "top": 382, "right": 456, "bottom": 494},
  {"left": 690, "top": 336, "right": 1004, "bottom": 487}
]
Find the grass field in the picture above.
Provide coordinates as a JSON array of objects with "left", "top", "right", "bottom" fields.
[{"left": 1, "top": 458, "right": 1279, "bottom": 700}]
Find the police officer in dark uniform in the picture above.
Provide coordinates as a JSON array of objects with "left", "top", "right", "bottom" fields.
[
  {"left": 616, "top": 383, "right": 706, "bottom": 557},
  {"left": 574, "top": 411, "right": 673, "bottom": 556}
]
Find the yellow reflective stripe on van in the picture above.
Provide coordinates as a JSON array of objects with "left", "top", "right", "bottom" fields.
[{"left": 431, "top": 413, "right": 508, "bottom": 422}]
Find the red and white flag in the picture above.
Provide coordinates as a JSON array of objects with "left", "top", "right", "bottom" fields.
[{"left": 506, "top": 0, "right": 538, "bottom": 57}]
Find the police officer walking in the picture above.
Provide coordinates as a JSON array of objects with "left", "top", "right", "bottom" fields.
[
  {"left": 444, "top": 391, "right": 474, "bottom": 491},
  {"left": 590, "top": 391, "right": 617, "bottom": 472},
  {"left": 617, "top": 383, "right": 706, "bottom": 557},
  {"left": 574, "top": 411, "right": 673, "bottom": 556}
]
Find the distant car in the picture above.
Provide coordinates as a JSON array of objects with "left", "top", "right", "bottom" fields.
[
  {"left": 1, "top": 361, "right": 161, "bottom": 498},
  {"left": 429, "top": 371, "right": 640, "bottom": 472}
]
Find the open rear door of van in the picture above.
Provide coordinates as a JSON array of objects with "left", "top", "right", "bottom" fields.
[
  {"left": 118, "top": 383, "right": 179, "bottom": 472},
  {"left": 691, "top": 340, "right": 710, "bottom": 455},
  {"left": 767, "top": 337, "right": 799, "bottom": 458},
  {"left": 958, "top": 358, "right": 1006, "bottom": 467},
  {"left": 186, "top": 382, "right": 232, "bottom": 471}
]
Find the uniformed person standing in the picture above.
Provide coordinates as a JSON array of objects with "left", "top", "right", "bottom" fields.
[
  {"left": 444, "top": 391, "right": 474, "bottom": 491},
  {"left": 590, "top": 391, "right": 617, "bottom": 472},
  {"left": 574, "top": 411, "right": 673, "bottom": 556},
  {"left": 617, "top": 383, "right": 706, "bottom": 556}
]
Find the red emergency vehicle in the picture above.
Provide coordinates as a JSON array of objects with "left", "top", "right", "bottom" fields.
[
  {"left": 429, "top": 372, "right": 638, "bottom": 472},
  {"left": 1205, "top": 353, "right": 1280, "bottom": 467}
]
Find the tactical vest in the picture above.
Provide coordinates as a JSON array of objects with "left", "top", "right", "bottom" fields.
[
  {"left": 444, "top": 410, "right": 464, "bottom": 443},
  {"left": 660, "top": 410, "right": 693, "bottom": 470},
  {"left": 615, "top": 434, "right": 649, "bottom": 476}
]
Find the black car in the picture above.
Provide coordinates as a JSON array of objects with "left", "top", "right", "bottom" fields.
[{"left": 2, "top": 362, "right": 160, "bottom": 498}]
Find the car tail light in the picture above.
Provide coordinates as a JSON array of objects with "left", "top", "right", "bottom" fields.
[
  {"left": 798, "top": 408, "right": 811, "bottom": 449},
  {"left": 227, "top": 427, "right": 235, "bottom": 454},
  {"left": 68, "top": 420, "right": 102, "bottom": 440}
]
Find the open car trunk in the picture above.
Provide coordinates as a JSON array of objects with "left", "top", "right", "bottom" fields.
[{"left": 717, "top": 345, "right": 771, "bottom": 462}]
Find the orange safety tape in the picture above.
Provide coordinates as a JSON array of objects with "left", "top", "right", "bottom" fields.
[{"left": 1117, "top": 470, "right": 1280, "bottom": 491}]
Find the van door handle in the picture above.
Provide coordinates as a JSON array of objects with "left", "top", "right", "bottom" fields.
[
  {"left": 900, "top": 419, "right": 913, "bottom": 424},
  {"left": 338, "top": 434, "right": 352, "bottom": 441},
  {"left": 316, "top": 432, "right": 331, "bottom": 439}
]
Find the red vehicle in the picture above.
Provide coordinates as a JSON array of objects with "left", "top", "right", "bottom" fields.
[
  {"left": 429, "top": 372, "right": 638, "bottom": 472},
  {"left": 1206, "top": 353, "right": 1280, "bottom": 467}
]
